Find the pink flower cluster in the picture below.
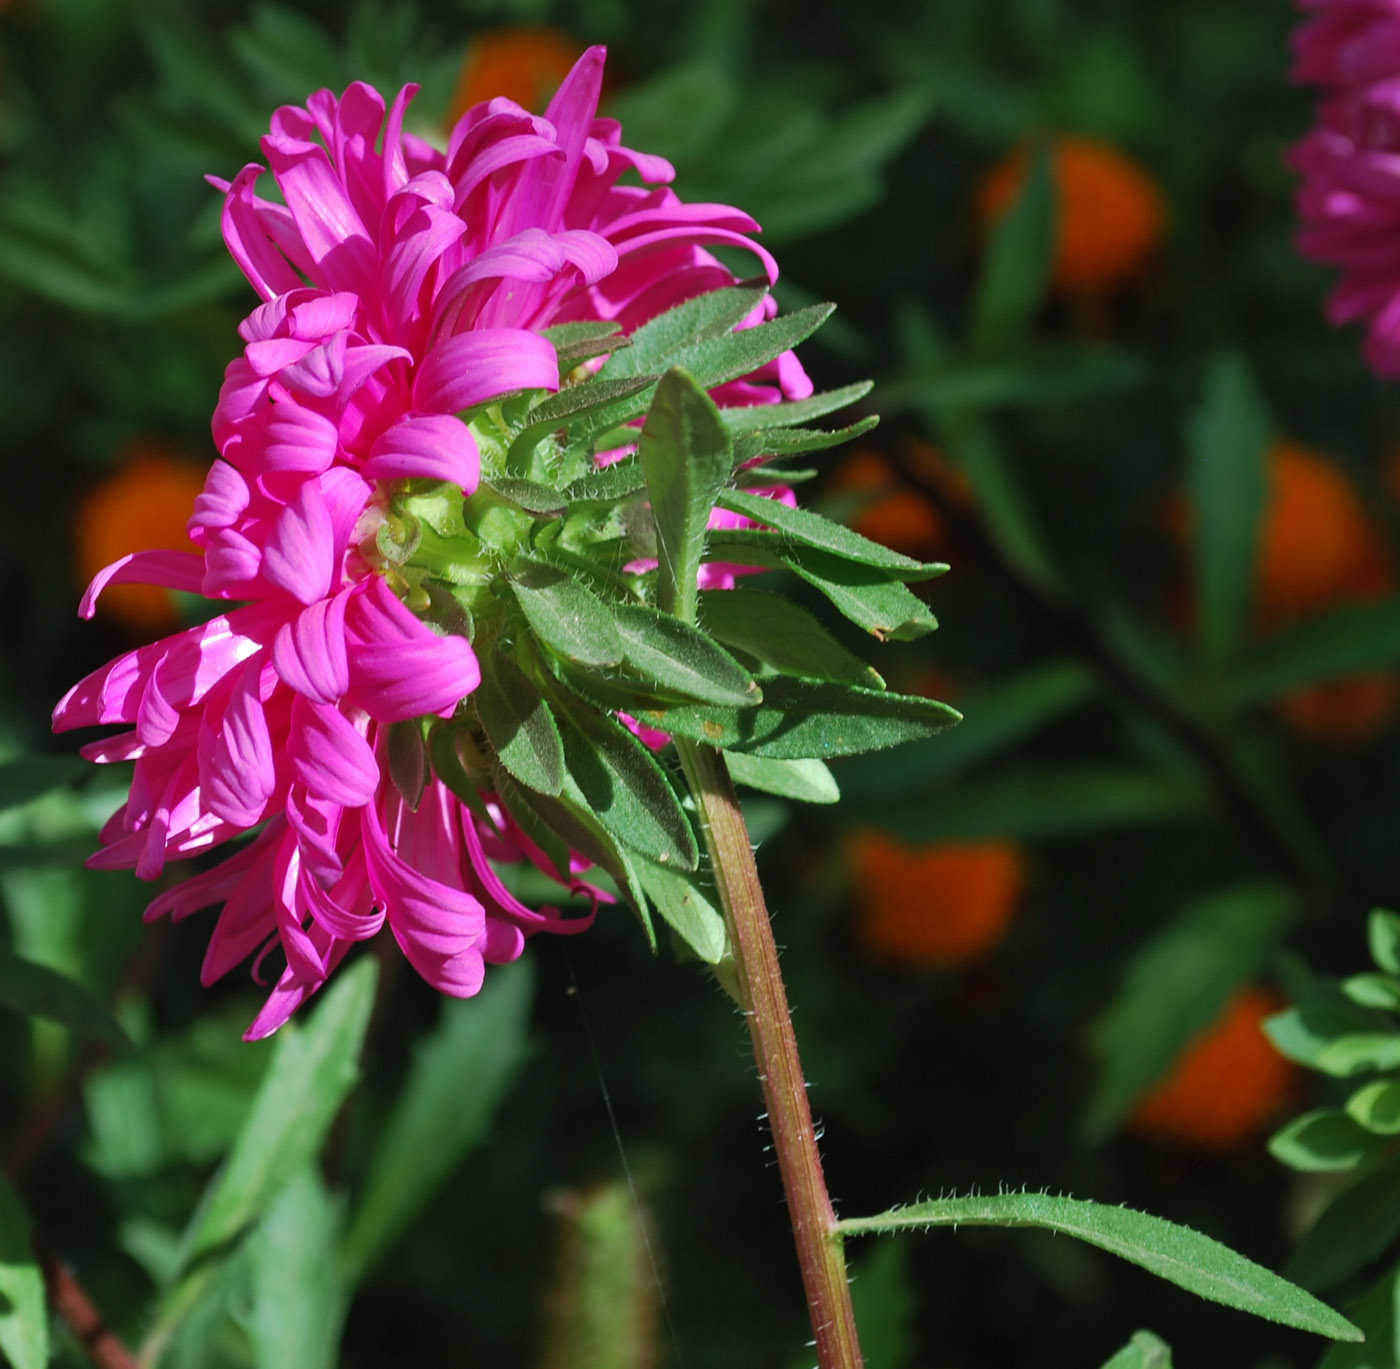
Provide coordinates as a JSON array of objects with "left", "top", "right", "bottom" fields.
[
  {"left": 54, "top": 47, "right": 809, "bottom": 1037},
  {"left": 1291, "top": 0, "right": 1400, "bottom": 375}
]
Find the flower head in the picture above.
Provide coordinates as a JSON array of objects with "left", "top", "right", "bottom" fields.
[
  {"left": 1129, "top": 988, "right": 1296, "bottom": 1151},
  {"left": 975, "top": 136, "right": 1166, "bottom": 295},
  {"left": 1290, "top": 0, "right": 1400, "bottom": 375},
  {"left": 54, "top": 47, "right": 812, "bottom": 1037},
  {"left": 849, "top": 833, "right": 1026, "bottom": 968}
]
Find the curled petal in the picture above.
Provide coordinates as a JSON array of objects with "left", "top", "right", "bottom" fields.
[
  {"left": 287, "top": 695, "right": 380, "bottom": 808},
  {"left": 261, "top": 403, "right": 341, "bottom": 472},
  {"left": 412, "top": 327, "right": 558, "bottom": 413},
  {"left": 79, "top": 551, "right": 206, "bottom": 621},
  {"left": 200, "top": 659, "right": 277, "bottom": 827},
  {"left": 362, "top": 413, "right": 479, "bottom": 491},
  {"left": 273, "top": 591, "right": 351, "bottom": 703},
  {"left": 261, "top": 480, "right": 335, "bottom": 604}
]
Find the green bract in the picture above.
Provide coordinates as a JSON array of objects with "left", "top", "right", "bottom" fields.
[{"left": 362, "top": 290, "right": 953, "bottom": 961}]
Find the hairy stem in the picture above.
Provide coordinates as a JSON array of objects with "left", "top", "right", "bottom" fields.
[{"left": 675, "top": 739, "right": 864, "bottom": 1369}]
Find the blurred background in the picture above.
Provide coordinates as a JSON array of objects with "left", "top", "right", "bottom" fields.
[{"left": 3, "top": 0, "right": 1398, "bottom": 1365}]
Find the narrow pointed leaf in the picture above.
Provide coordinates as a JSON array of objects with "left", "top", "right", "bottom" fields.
[
  {"left": 640, "top": 679, "right": 960, "bottom": 760},
  {"left": 732, "top": 416, "right": 879, "bottom": 466},
  {"left": 562, "top": 460, "right": 648, "bottom": 504},
  {"left": 783, "top": 546, "right": 940, "bottom": 641},
  {"left": 540, "top": 319, "right": 628, "bottom": 369},
  {"left": 1269, "top": 1110, "right": 1385, "bottom": 1172},
  {"left": 835, "top": 1192, "right": 1362, "bottom": 1342},
  {"left": 639, "top": 367, "right": 733, "bottom": 623},
  {"left": 1347, "top": 1079, "right": 1400, "bottom": 1133},
  {"left": 510, "top": 560, "right": 625, "bottom": 668},
  {"left": 699, "top": 587, "right": 883, "bottom": 688},
  {"left": 343, "top": 962, "right": 534, "bottom": 1280},
  {"left": 719, "top": 380, "right": 873, "bottom": 434},
  {"left": 633, "top": 856, "right": 727, "bottom": 964},
  {"left": 178, "top": 957, "right": 377, "bottom": 1270},
  {"left": 0, "top": 1178, "right": 46, "bottom": 1369},
  {"left": 475, "top": 651, "right": 566, "bottom": 797},
  {"left": 612, "top": 603, "right": 760, "bottom": 707},
  {"left": 602, "top": 284, "right": 768, "bottom": 379},
  {"left": 679, "top": 303, "right": 835, "bottom": 393},
  {"left": 1187, "top": 353, "right": 1270, "bottom": 662},
  {"left": 0, "top": 949, "right": 130, "bottom": 1049},
  {"left": 718, "top": 487, "right": 942, "bottom": 574},
  {"left": 1101, "top": 1332, "right": 1173, "bottom": 1369},
  {"left": 247, "top": 1167, "right": 347, "bottom": 1369},
  {"left": 551, "top": 690, "right": 698, "bottom": 870},
  {"left": 970, "top": 141, "right": 1054, "bottom": 352},
  {"left": 723, "top": 752, "right": 840, "bottom": 804},
  {"left": 487, "top": 477, "right": 567, "bottom": 516},
  {"left": 508, "top": 376, "right": 657, "bottom": 466}
]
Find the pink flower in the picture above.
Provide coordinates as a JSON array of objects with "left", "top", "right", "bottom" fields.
[
  {"left": 54, "top": 46, "right": 809, "bottom": 1037},
  {"left": 1290, "top": 0, "right": 1400, "bottom": 376}
]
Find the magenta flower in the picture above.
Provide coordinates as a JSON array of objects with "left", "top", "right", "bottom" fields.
[
  {"left": 54, "top": 46, "right": 811, "bottom": 1038},
  {"left": 1290, "top": 0, "right": 1400, "bottom": 375}
]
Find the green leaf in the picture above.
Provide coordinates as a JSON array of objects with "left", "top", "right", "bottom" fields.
[
  {"left": 839, "top": 660, "right": 1095, "bottom": 799},
  {"left": 601, "top": 284, "right": 768, "bottom": 380},
  {"left": 677, "top": 304, "right": 834, "bottom": 395},
  {"left": 640, "top": 679, "right": 960, "bottom": 761},
  {"left": 776, "top": 543, "right": 940, "bottom": 641},
  {"left": 475, "top": 651, "right": 565, "bottom": 797},
  {"left": 1269, "top": 1110, "right": 1385, "bottom": 1173},
  {"left": 1288, "top": 1154, "right": 1400, "bottom": 1292},
  {"left": 1345, "top": 974, "right": 1400, "bottom": 1012},
  {"left": 1210, "top": 600, "right": 1400, "bottom": 706},
  {"left": 835, "top": 1192, "right": 1362, "bottom": 1342},
  {"left": 1348, "top": 1080, "right": 1400, "bottom": 1135},
  {"left": 723, "top": 753, "right": 840, "bottom": 805},
  {"left": 0, "top": 948, "right": 130, "bottom": 1049},
  {"left": 639, "top": 367, "right": 734, "bottom": 623},
  {"left": 540, "top": 320, "right": 628, "bottom": 369},
  {"left": 487, "top": 477, "right": 567, "bottom": 516},
  {"left": 731, "top": 416, "right": 880, "bottom": 465},
  {"left": 1186, "top": 353, "right": 1271, "bottom": 662},
  {"left": 386, "top": 719, "right": 427, "bottom": 811},
  {"left": 507, "top": 376, "right": 657, "bottom": 467},
  {"left": 343, "top": 962, "right": 534, "bottom": 1280},
  {"left": 562, "top": 460, "right": 648, "bottom": 505},
  {"left": 1084, "top": 883, "right": 1300, "bottom": 1140},
  {"left": 246, "top": 1167, "right": 346, "bottom": 1369},
  {"left": 1100, "top": 1331, "right": 1173, "bottom": 1369},
  {"left": 719, "top": 381, "right": 873, "bottom": 434},
  {"left": 717, "top": 487, "right": 943, "bottom": 575},
  {"left": 1372, "top": 910, "right": 1400, "bottom": 976},
  {"left": 494, "top": 770, "right": 652, "bottom": 943},
  {"left": 0, "top": 756, "right": 86, "bottom": 812},
  {"left": 0, "top": 1177, "right": 47, "bottom": 1369},
  {"left": 633, "top": 857, "right": 728, "bottom": 965},
  {"left": 969, "top": 142, "right": 1054, "bottom": 353},
  {"left": 510, "top": 560, "right": 625, "bottom": 668},
  {"left": 611, "top": 603, "right": 760, "bottom": 707},
  {"left": 698, "top": 587, "right": 883, "bottom": 688},
  {"left": 177, "top": 957, "right": 377, "bottom": 1271},
  {"left": 551, "top": 691, "right": 698, "bottom": 870}
]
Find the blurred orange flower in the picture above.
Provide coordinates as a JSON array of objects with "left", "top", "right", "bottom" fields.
[
  {"left": 1128, "top": 988, "right": 1296, "bottom": 1152},
  {"left": 828, "top": 442, "right": 961, "bottom": 561},
  {"left": 74, "top": 444, "right": 207, "bottom": 632},
  {"left": 849, "top": 833, "right": 1026, "bottom": 968},
  {"left": 1256, "top": 439, "right": 1387, "bottom": 623},
  {"left": 975, "top": 136, "right": 1166, "bottom": 294},
  {"left": 448, "top": 28, "right": 583, "bottom": 124}
]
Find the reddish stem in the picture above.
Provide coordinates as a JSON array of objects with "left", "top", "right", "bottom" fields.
[
  {"left": 676, "top": 740, "right": 864, "bottom": 1369},
  {"left": 34, "top": 1229, "right": 138, "bottom": 1369}
]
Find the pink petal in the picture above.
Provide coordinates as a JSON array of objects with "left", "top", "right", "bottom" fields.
[
  {"left": 288, "top": 695, "right": 380, "bottom": 807},
  {"left": 260, "top": 402, "right": 341, "bottom": 472},
  {"left": 199, "top": 659, "right": 277, "bottom": 827},
  {"left": 220, "top": 164, "right": 306, "bottom": 302},
  {"left": 273, "top": 591, "right": 351, "bottom": 703},
  {"left": 261, "top": 480, "right": 335, "bottom": 604},
  {"left": 362, "top": 413, "right": 479, "bottom": 491},
  {"left": 412, "top": 327, "right": 558, "bottom": 414},
  {"left": 79, "top": 551, "right": 206, "bottom": 621}
]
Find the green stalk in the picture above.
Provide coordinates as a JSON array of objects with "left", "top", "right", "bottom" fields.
[{"left": 675, "top": 738, "right": 864, "bottom": 1369}]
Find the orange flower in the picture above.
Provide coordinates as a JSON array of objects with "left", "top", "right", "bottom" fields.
[
  {"left": 74, "top": 444, "right": 207, "bottom": 632},
  {"left": 448, "top": 28, "right": 583, "bottom": 124},
  {"left": 1256, "top": 439, "right": 1386, "bottom": 622},
  {"left": 849, "top": 833, "right": 1026, "bottom": 968},
  {"left": 828, "top": 442, "right": 961, "bottom": 561},
  {"left": 1277, "top": 674, "right": 1400, "bottom": 745},
  {"left": 1128, "top": 988, "right": 1296, "bottom": 1152},
  {"left": 975, "top": 136, "right": 1166, "bottom": 294}
]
